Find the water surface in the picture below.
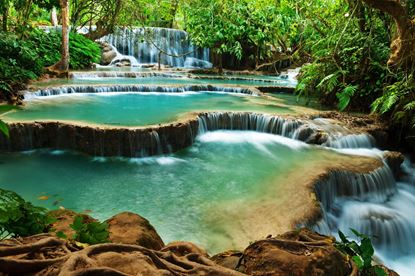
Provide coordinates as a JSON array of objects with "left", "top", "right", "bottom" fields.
[
  {"left": 2, "top": 92, "right": 313, "bottom": 126},
  {"left": 0, "top": 131, "right": 326, "bottom": 252}
]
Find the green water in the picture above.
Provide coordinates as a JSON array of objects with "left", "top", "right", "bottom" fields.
[
  {"left": 1, "top": 92, "right": 306, "bottom": 126},
  {"left": 0, "top": 131, "right": 327, "bottom": 252}
]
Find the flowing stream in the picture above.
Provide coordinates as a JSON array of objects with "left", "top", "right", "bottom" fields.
[{"left": 1, "top": 62, "right": 415, "bottom": 274}]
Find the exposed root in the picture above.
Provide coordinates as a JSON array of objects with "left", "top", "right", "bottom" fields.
[{"left": 0, "top": 236, "right": 245, "bottom": 275}]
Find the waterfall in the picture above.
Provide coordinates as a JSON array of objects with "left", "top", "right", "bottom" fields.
[
  {"left": 324, "top": 133, "right": 376, "bottom": 149},
  {"left": 310, "top": 152, "right": 415, "bottom": 274},
  {"left": 101, "top": 27, "right": 212, "bottom": 68},
  {"left": 70, "top": 71, "right": 186, "bottom": 79},
  {"left": 197, "top": 112, "right": 303, "bottom": 138},
  {"left": 24, "top": 85, "right": 256, "bottom": 98}
]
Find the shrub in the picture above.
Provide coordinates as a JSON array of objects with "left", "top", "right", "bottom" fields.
[
  {"left": 335, "top": 229, "right": 387, "bottom": 276},
  {"left": 70, "top": 215, "right": 109, "bottom": 245},
  {"left": 27, "top": 29, "right": 101, "bottom": 70},
  {"left": 0, "top": 188, "right": 55, "bottom": 240},
  {"left": 0, "top": 29, "right": 100, "bottom": 100}
]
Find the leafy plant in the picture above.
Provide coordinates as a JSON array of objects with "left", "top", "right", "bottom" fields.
[
  {"left": 0, "top": 29, "right": 100, "bottom": 101},
  {"left": 70, "top": 215, "right": 109, "bottom": 245},
  {"left": 372, "top": 74, "right": 415, "bottom": 128},
  {"left": 335, "top": 229, "right": 386, "bottom": 276},
  {"left": 0, "top": 188, "right": 55, "bottom": 240},
  {"left": 0, "top": 120, "right": 9, "bottom": 137}
]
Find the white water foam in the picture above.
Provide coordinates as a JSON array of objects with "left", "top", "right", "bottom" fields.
[{"left": 197, "top": 130, "right": 307, "bottom": 150}]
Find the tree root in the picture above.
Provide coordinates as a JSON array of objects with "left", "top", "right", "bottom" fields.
[{"left": 0, "top": 237, "right": 245, "bottom": 275}]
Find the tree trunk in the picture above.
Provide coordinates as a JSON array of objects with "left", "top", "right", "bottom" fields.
[
  {"left": 2, "top": 6, "right": 7, "bottom": 32},
  {"left": 362, "top": 0, "right": 415, "bottom": 69},
  {"left": 49, "top": 0, "right": 70, "bottom": 75},
  {"left": 218, "top": 54, "right": 223, "bottom": 75}
]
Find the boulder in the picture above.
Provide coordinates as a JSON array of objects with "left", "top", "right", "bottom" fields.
[
  {"left": 238, "top": 228, "right": 351, "bottom": 276},
  {"left": 100, "top": 42, "right": 117, "bottom": 65},
  {"left": 211, "top": 250, "right": 243, "bottom": 271},
  {"left": 115, "top": 59, "right": 132, "bottom": 67},
  {"left": 106, "top": 212, "right": 164, "bottom": 250},
  {"left": 161, "top": 241, "right": 209, "bottom": 257}
]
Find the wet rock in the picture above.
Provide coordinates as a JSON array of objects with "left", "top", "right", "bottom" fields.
[
  {"left": 367, "top": 128, "right": 390, "bottom": 149},
  {"left": 0, "top": 119, "right": 199, "bottom": 157},
  {"left": 114, "top": 59, "right": 132, "bottom": 67},
  {"left": 384, "top": 151, "right": 405, "bottom": 179},
  {"left": 211, "top": 250, "right": 243, "bottom": 271},
  {"left": 100, "top": 42, "right": 117, "bottom": 65},
  {"left": 161, "top": 241, "right": 209, "bottom": 257},
  {"left": 238, "top": 228, "right": 351, "bottom": 276},
  {"left": 106, "top": 212, "right": 164, "bottom": 250},
  {"left": 48, "top": 209, "right": 95, "bottom": 239}
]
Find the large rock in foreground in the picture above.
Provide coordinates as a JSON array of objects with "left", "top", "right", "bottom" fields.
[
  {"left": 238, "top": 228, "right": 351, "bottom": 275},
  {"left": 106, "top": 211, "right": 165, "bottom": 250}
]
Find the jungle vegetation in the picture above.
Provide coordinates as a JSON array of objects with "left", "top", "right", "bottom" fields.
[{"left": 0, "top": 0, "right": 414, "bottom": 136}]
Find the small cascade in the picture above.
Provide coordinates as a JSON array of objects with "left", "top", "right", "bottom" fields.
[
  {"left": 24, "top": 85, "right": 256, "bottom": 98},
  {"left": 150, "top": 131, "right": 163, "bottom": 155},
  {"left": 70, "top": 71, "right": 185, "bottom": 79},
  {"left": 311, "top": 155, "right": 415, "bottom": 273},
  {"left": 324, "top": 133, "right": 375, "bottom": 149},
  {"left": 101, "top": 27, "right": 211, "bottom": 68},
  {"left": 197, "top": 112, "right": 303, "bottom": 138},
  {"left": 106, "top": 44, "right": 140, "bottom": 67},
  {"left": 314, "top": 165, "right": 397, "bottom": 211}
]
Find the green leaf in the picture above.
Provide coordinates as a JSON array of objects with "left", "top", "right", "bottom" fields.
[
  {"left": 56, "top": 231, "right": 67, "bottom": 239},
  {"left": 373, "top": 266, "right": 388, "bottom": 276},
  {"left": 352, "top": 255, "right": 364, "bottom": 269},
  {"left": 338, "top": 230, "right": 349, "bottom": 243},
  {"left": 0, "top": 120, "right": 9, "bottom": 138},
  {"left": 70, "top": 216, "right": 85, "bottom": 232}
]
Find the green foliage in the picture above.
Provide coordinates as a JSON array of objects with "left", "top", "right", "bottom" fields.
[
  {"left": 183, "top": 0, "right": 288, "bottom": 63},
  {"left": 0, "top": 120, "right": 9, "bottom": 137},
  {"left": 296, "top": 1, "right": 390, "bottom": 111},
  {"left": 0, "top": 29, "right": 100, "bottom": 100},
  {"left": 70, "top": 215, "right": 109, "bottom": 245},
  {"left": 0, "top": 188, "right": 55, "bottom": 240},
  {"left": 335, "top": 229, "right": 386, "bottom": 276},
  {"left": 68, "top": 32, "right": 101, "bottom": 69},
  {"left": 371, "top": 75, "right": 415, "bottom": 128},
  {"left": 27, "top": 29, "right": 100, "bottom": 69}
]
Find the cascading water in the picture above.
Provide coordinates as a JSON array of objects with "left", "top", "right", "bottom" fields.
[
  {"left": 309, "top": 132, "right": 415, "bottom": 275},
  {"left": 197, "top": 112, "right": 302, "bottom": 139},
  {"left": 101, "top": 27, "right": 212, "bottom": 68},
  {"left": 24, "top": 85, "right": 256, "bottom": 98}
]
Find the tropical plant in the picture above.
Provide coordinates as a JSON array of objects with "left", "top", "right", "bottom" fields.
[
  {"left": 0, "top": 29, "right": 100, "bottom": 100},
  {"left": 0, "top": 188, "right": 55, "bottom": 240},
  {"left": 372, "top": 75, "right": 415, "bottom": 129},
  {"left": 296, "top": 0, "right": 390, "bottom": 111},
  {"left": 70, "top": 215, "right": 109, "bottom": 245},
  {"left": 0, "top": 120, "right": 9, "bottom": 137},
  {"left": 335, "top": 229, "right": 386, "bottom": 276}
]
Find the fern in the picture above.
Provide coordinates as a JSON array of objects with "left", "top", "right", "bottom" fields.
[
  {"left": 316, "top": 72, "right": 340, "bottom": 93},
  {"left": 337, "top": 85, "right": 358, "bottom": 111},
  {"left": 404, "top": 101, "right": 415, "bottom": 111}
]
